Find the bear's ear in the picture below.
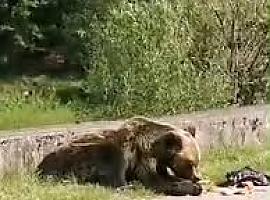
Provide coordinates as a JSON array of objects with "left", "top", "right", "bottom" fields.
[
  {"left": 151, "top": 133, "right": 182, "bottom": 159},
  {"left": 162, "top": 133, "right": 183, "bottom": 151},
  {"left": 183, "top": 125, "right": 196, "bottom": 138},
  {"left": 161, "top": 134, "right": 175, "bottom": 148}
]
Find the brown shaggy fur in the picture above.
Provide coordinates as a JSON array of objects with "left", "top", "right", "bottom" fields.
[
  {"left": 37, "top": 142, "right": 125, "bottom": 187},
  {"left": 37, "top": 117, "right": 202, "bottom": 196}
]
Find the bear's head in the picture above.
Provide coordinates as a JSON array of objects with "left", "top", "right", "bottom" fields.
[{"left": 152, "top": 125, "right": 201, "bottom": 182}]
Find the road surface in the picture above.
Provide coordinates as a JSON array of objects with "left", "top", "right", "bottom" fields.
[{"left": 156, "top": 186, "right": 270, "bottom": 200}]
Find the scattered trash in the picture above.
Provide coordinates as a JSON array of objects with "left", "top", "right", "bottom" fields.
[
  {"left": 215, "top": 166, "right": 270, "bottom": 196},
  {"left": 220, "top": 166, "right": 270, "bottom": 187}
]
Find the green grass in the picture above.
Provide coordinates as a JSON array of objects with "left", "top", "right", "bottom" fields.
[
  {"left": 0, "top": 174, "right": 154, "bottom": 200},
  {"left": 200, "top": 144, "right": 270, "bottom": 184},
  {"left": 0, "top": 75, "right": 79, "bottom": 130},
  {"left": 0, "top": 105, "right": 76, "bottom": 130}
]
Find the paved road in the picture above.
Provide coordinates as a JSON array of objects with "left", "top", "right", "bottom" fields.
[{"left": 156, "top": 186, "right": 270, "bottom": 200}]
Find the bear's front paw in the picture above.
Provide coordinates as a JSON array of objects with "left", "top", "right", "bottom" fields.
[
  {"left": 159, "top": 180, "right": 202, "bottom": 196},
  {"left": 192, "top": 182, "right": 203, "bottom": 196}
]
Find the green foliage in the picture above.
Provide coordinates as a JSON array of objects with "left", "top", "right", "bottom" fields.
[
  {"left": 0, "top": 0, "right": 86, "bottom": 68},
  {"left": 76, "top": 0, "right": 268, "bottom": 118},
  {"left": 0, "top": 0, "right": 43, "bottom": 49},
  {"left": 186, "top": 0, "right": 268, "bottom": 105},
  {"left": 0, "top": 0, "right": 268, "bottom": 122},
  {"left": 77, "top": 1, "right": 219, "bottom": 117}
]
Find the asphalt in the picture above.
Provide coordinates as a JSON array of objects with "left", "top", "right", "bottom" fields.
[{"left": 156, "top": 186, "right": 270, "bottom": 200}]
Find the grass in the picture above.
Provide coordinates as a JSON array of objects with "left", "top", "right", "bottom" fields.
[
  {"left": 200, "top": 143, "right": 270, "bottom": 184},
  {"left": 0, "top": 174, "right": 154, "bottom": 200},
  {"left": 0, "top": 75, "right": 79, "bottom": 131},
  {"left": 0, "top": 105, "right": 76, "bottom": 130}
]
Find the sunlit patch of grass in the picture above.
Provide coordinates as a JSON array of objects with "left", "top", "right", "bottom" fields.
[
  {"left": 0, "top": 174, "right": 154, "bottom": 200},
  {"left": 0, "top": 104, "right": 75, "bottom": 131},
  {"left": 200, "top": 142, "right": 270, "bottom": 184}
]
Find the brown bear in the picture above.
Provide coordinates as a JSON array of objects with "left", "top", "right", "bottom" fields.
[
  {"left": 37, "top": 141, "right": 126, "bottom": 187},
  {"left": 37, "top": 117, "right": 202, "bottom": 196}
]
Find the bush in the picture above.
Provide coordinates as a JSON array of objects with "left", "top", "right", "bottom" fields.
[
  {"left": 185, "top": 0, "right": 268, "bottom": 105},
  {"left": 75, "top": 0, "right": 268, "bottom": 118},
  {"left": 1, "top": 0, "right": 267, "bottom": 120},
  {"left": 79, "top": 0, "right": 237, "bottom": 118}
]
